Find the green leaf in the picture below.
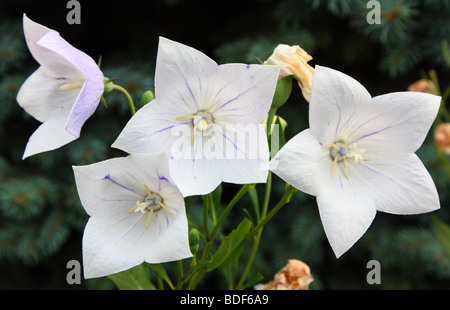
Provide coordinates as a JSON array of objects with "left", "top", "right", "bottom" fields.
[
  {"left": 239, "top": 273, "right": 265, "bottom": 290},
  {"left": 206, "top": 218, "right": 252, "bottom": 271},
  {"left": 108, "top": 263, "right": 156, "bottom": 290},
  {"left": 433, "top": 216, "right": 450, "bottom": 260},
  {"left": 147, "top": 263, "right": 174, "bottom": 289}
]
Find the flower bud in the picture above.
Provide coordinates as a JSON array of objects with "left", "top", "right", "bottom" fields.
[
  {"left": 140, "top": 90, "right": 155, "bottom": 106},
  {"left": 189, "top": 228, "right": 200, "bottom": 254},
  {"left": 271, "top": 76, "right": 292, "bottom": 110}
]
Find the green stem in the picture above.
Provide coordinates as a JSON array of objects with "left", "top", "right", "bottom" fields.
[
  {"left": 113, "top": 84, "right": 136, "bottom": 116},
  {"left": 210, "top": 183, "right": 253, "bottom": 241},
  {"left": 248, "top": 185, "right": 297, "bottom": 239},
  {"left": 202, "top": 194, "right": 210, "bottom": 240},
  {"left": 176, "top": 260, "right": 184, "bottom": 290},
  {"left": 186, "top": 184, "right": 253, "bottom": 290},
  {"left": 236, "top": 172, "right": 272, "bottom": 289}
]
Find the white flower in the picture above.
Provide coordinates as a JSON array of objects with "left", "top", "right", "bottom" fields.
[
  {"left": 17, "top": 14, "right": 104, "bottom": 159},
  {"left": 73, "top": 152, "right": 191, "bottom": 279},
  {"left": 112, "top": 37, "right": 280, "bottom": 196},
  {"left": 270, "top": 65, "right": 441, "bottom": 258}
]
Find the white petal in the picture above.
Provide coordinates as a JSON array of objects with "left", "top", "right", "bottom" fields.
[
  {"left": 23, "top": 15, "right": 85, "bottom": 81},
  {"left": 73, "top": 157, "right": 147, "bottom": 217},
  {"left": 155, "top": 37, "right": 218, "bottom": 98},
  {"left": 270, "top": 129, "right": 326, "bottom": 196},
  {"left": 346, "top": 92, "right": 441, "bottom": 155},
  {"left": 22, "top": 105, "right": 77, "bottom": 159},
  {"left": 317, "top": 173, "right": 377, "bottom": 258},
  {"left": 169, "top": 155, "right": 222, "bottom": 197},
  {"left": 209, "top": 64, "right": 280, "bottom": 125},
  {"left": 219, "top": 124, "right": 269, "bottom": 185},
  {"left": 16, "top": 67, "right": 80, "bottom": 122},
  {"left": 74, "top": 153, "right": 192, "bottom": 278},
  {"left": 309, "top": 65, "right": 372, "bottom": 144},
  {"left": 354, "top": 153, "right": 440, "bottom": 214},
  {"left": 111, "top": 98, "right": 192, "bottom": 154}
]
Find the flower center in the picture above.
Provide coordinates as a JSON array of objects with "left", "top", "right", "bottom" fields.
[
  {"left": 329, "top": 136, "right": 368, "bottom": 179},
  {"left": 126, "top": 185, "right": 172, "bottom": 229},
  {"left": 193, "top": 111, "right": 214, "bottom": 133},
  {"left": 175, "top": 99, "right": 220, "bottom": 145}
]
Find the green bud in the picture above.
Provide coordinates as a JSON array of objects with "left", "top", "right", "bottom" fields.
[
  {"left": 271, "top": 76, "right": 292, "bottom": 110},
  {"left": 140, "top": 90, "right": 155, "bottom": 106},
  {"left": 103, "top": 81, "right": 114, "bottom": 94},
  {"left": 189, "top": 228, "right": 200, "bottom": 254}
]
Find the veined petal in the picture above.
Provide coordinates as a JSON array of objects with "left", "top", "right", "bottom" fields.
[
  {"left": 65, "top": 74, "right": 104, "bottom": 137},
  {"left": 112, "top": 98, "right": 192, "bottom": 154},
  {"left": 317, "top": 173, "right": 377, "bottom": 258},
  {"left": 270, "top": 129, "right": 326, "bottom": 196},
  {"left": 309, "top": 65, "right": 372, "bottom": 144},
  {"left": 346, "top": 92, "right": 441, "bottom": 156},
  {"left": 73, "top": 152, "right": 191, "bottom": 279},
  {"left": 209, "top": 63, "right": 280, "bottom": 125},
  {"left": 155, "top": 37, "right": 218, "bottom": 99},
  {"left": 219, "top": 124, "right": 270, "bottom": 185},
  {"left": 354, "top": 153, "right": 440, "bottom": 214}
]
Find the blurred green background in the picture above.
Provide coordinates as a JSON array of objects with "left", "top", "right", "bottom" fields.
[{"left": 0, "top": 0, "right": 449, "bottom": 289}]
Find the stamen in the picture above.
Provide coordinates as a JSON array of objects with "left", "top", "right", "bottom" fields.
[
  {"left": 144, "top": 185, "right": 152, "bottom": 196},
  {"left": 204, "top": 99, "right": 220, "bottom": 114},
  {"left": 145, "top": 209, "right": 154, "bottom": 229},
  {"left": 59, "top": 83, "right": 82, "bottom": 91},
  {"left": 126, "top": 205, "right": 139, "bottom": 214},
  {"left": 331, "top": 155, "right": 338, "bottom": 176},
  {"left": 176, "top": 115, "right": 196, "bottom": 120},
  {"left": 156, "top": 201, "right": 173, "bottom": 214},
  {"left": 344, "top": 158, "right": 349, "bottom": 179}
]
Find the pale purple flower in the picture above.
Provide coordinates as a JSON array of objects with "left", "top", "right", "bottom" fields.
[
  {"left": 270, "top": 65, "right": 441, "bottom": 258},
  {"left": 112, "top": 37, "right": 280, "bottom": 196},
  {"left": 17, "top": 14, "right": 104, "bottom": 159},
  {"left": 73, "top": 151, "right": 191, "bottom": 279}
]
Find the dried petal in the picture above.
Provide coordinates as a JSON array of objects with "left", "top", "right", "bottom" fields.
[{"left": 264, "top": 44, "right": 314, "bottom": 102}]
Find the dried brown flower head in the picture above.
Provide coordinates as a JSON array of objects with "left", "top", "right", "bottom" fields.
[
  {"left": 264, "top": 44, "right": 314, "bottom": 102},
  {"left": 254, "top": 259, "right": 313, "bottom": 290},
  {"left": 435, "top": 123, "right": 450, "bottom": 154}
]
